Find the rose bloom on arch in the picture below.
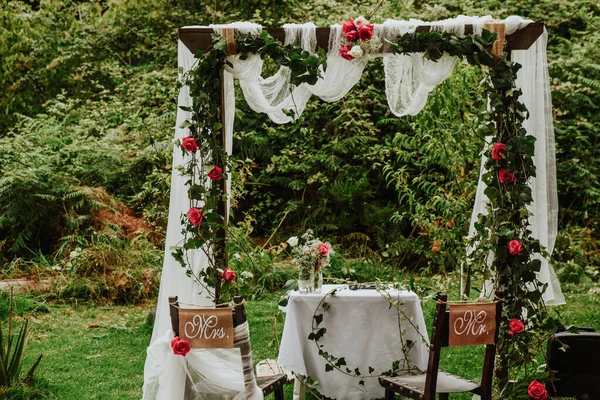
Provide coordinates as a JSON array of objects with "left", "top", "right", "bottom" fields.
[
  {"left": 498, "top": 168, "right": 515, "bottom": 183},
  {"left": 508, "top": 239, "right": 523, "bottom": 255},
  {"left": 208, "top": 165, "right": 223, "bottom": 181},
  {"left": 222, "top": 268, "right": 236, "bottom": 282},
  {"left": 181, "top": 136, "right": 198, "bottom": 153},
  {"left": 508, "top": 318, "right": 525, "bottom": 335},
  {"left": 527, "top": 380, "right": 548, "bottom": 400},
  {"left": 188, "top": 207, "right": 203, "bottom": 226},
  {"left": 491, "top": 142, "right": 507, "bottom": 161}
]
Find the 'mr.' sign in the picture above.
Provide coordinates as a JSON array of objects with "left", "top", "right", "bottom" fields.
[{"left": 448, "top": 303, "right": 497, "bottom": 347}]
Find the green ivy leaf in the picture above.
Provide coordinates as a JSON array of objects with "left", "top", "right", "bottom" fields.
[{"left": 313, "top": 314, "right": 323, "bottom": 326}]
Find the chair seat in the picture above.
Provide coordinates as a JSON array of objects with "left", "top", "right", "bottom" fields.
[
  {"left": 256, "top": 374, "right": 288, "bottom": 396},
  {"left": 380, "top": 371, "right": 479, "bottom": 394}
]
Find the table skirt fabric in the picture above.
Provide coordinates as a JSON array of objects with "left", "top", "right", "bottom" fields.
[{"left": 278, "top": 284, "right": 430, "bottom": 400}]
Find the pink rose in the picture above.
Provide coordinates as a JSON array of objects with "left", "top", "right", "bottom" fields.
[
  {"left": 508, "top": 318, "right": 525, "bottom": 335},
  {"left": 171, "top": 336, "right": 191, "bottom": 356},
  {"left": 344, "top": 30, "right": 359, "bottom": 42},
  {"left": 181, "top": 136, "right": 198, "bottom": 153},
  {"left": 339, "top": 45, "right": 354, "bottom": 60},
  {"left": 527, "top": 380, "right": 548, "bottom": 400},
  {"left": 357, "top": 25, "right": 374, "bottom": 40},
  {"left": 491, "top": 142, "right": 507, "bottom": 161},
  {"left": 222, "top": 268, "right": 236, "bottom": 282},
  {"left": 208, "top": 165, "right": 223, "bottom": 181},
  {"left": 341, "top": 19, "right": 356, "bottom": 33},
  {"left": 498, "top": 168, "right": 515, "bottom": 183},
  {"left": 188, "top": 207, "right": 203, "bottom": 226},
  {"left": 508, "top": 239, "right": 523, "bottom": 255},
  {"left": 318, "top": 243, "right": 331, "bottom": 256}
]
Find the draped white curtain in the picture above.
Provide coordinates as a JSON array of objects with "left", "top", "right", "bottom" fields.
[
  {"left": 467, "top": 21, "right": 564, "bottom": 306},
  {"left": 143, "top": 15, "right": 563, "bottom": 398}
]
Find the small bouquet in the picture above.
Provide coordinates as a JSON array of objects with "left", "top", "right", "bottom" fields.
[
  {"left": 339, "top": 16, "right": 379, "bottom": 60},
  {"left": 288, "top": 230, "right": 333, "bottom": 294}
]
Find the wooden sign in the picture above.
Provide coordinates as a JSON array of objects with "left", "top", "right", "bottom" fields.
[
  {"left": 178, "top": 307, "right": 234, "bottom": 349},
  {"left": 449, "top": 303, "right": 497, "bottom": 347}
]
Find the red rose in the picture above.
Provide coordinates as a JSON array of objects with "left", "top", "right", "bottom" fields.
[
  {"left": 318, "top": 243, "right": 331, "bottom": 256},
  {"left": 339, "top": 45, "right": 354, "bottom": 60},
  {"left": 508, "top": 318, "right": 525, "bottom": 335},
  {"left": 181, "top": 136, "right": 198, "bottom": 153},
  {"left": 188, "top": 207, "right": 203, "bottom": 226},
  {"left": 344, "top": 30, "right": 359, "bottom": 42},
  {"left": 208, "top": 165, "right": 223, "bottom": 181},
  {"left": 527, "top": 380, "right": 548, "bottom": 400},
  {"left": 498, "top": 168, "right": 515, "bottom": 183},
  {"left": 222, "top": 268, "right": 236, "bottom": 282},
  {"left": 357, "top": 25, "right": 374, "bottom": 40},
  {"left": 432, "top": 246, "right": 439, "bottom": 253},
  {"left": 171, "top": 336, "right": 191, "bottom": 356},
  {"left": 491, "top": 142, "right": 507, "bottom": 161},
  {"left": 341, "top": 19, "right": 356, "bottom": 33},
  {"left": 508, "top": 239, "right": 523, "bottom": 255}
]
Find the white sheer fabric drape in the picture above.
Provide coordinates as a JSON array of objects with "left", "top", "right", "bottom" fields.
[
  {"left": 383, "top": 15, "right": 493, "bottom": 116},
  {"left": 467, "top": 18, "right": 564, "bottom": 305},
  {"left": 143, "top": 322, "right": 263, "bottom": 400},
  {"left": 142, "top": 40, "right": 229, "bottom": 399},
  {"left": 144, "top": 15, "right": 564, "bottom": 398},
  {"left": 212, "top": 22, "right": 370, "bottom": 125},
  {"left": 513, "top": 27, "right": 563, "bottom": 305}
]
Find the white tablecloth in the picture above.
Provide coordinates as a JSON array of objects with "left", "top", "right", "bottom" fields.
[{"left": 278, "top": 284, "right": 430, "bottom": 400}]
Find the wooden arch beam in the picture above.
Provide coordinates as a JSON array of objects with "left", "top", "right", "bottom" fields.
[{"left": 179, "top": 22, "right": 544, "bottom": 55}]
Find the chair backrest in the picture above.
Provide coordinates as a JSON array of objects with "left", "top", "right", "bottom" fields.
[
  {"left": 423, "top": 293, "right": 502, "bottom": 398},
  {"left": 168, "top": 296, "right": 260, "bottom": 398}
]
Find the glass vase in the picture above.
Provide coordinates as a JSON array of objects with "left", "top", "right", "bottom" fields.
[
  {"left": 313, "top": 269, "right": 323, "bottom": 294},
  {"left": 298, "top": 267, "right": 314, "bottom": 294}
]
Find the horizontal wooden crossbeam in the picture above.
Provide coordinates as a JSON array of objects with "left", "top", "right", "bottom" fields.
[{"left": 179, "top": 23, "right": 543, "bottom": 55}]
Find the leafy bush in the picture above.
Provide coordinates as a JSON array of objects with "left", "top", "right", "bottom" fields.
[{"left": 1, "top": 0, "right": 598, "bottom": 288}]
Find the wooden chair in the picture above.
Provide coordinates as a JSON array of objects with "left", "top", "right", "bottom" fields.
[
  {"left": 379, "top": 294, "right": 502, "bottom": 400},
  {"left": 169, "top": 296, "right": 288, "bottom": 399}
]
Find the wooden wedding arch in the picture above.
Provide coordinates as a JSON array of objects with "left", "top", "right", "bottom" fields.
[{"left": 177, "top": 22, "right": 546, "bottom": 300}]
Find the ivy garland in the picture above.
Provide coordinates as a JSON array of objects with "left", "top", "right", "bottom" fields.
[{"left": 174, "top": 26, "right": 557, "bottom": 387}]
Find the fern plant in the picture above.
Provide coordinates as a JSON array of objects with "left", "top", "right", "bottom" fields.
[{"left": 0, "top": 290, "right": 43, "bottom": 388}]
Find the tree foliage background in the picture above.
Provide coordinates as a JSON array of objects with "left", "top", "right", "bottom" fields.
[{"left": 0, "top": 0, "right": 598, "bottom": 289}]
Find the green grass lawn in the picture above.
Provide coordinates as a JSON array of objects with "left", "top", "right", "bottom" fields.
[{"left": 6, "top": 277, "right": 600, "bottom": 399}]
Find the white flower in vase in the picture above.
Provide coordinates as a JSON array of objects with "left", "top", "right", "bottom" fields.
[{"left": 287, "top": 236, "right": 299, "bottom": 247}]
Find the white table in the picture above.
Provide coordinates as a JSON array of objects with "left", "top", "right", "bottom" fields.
[{"left": 278, "top": 284, "right": 430, "bottom": 400}]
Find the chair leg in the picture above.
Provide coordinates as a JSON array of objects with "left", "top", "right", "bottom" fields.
[
  {"left": 274, "top": 386, "right": 284, "bottom": 400},
  {"left": 385, "top": 388, "right": 396, "bottom": 400},
  {"left": 438, "top": 393, "right": 449, "bottom": 400}
]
